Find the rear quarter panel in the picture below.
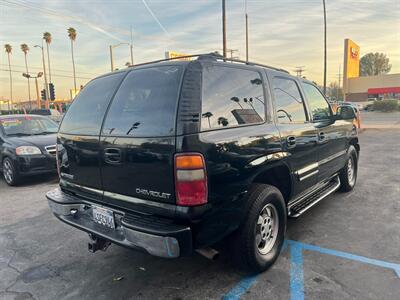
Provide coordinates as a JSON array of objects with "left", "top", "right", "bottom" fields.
[{"left": 176, "top": 123, "right": 283, "bottom": 246}]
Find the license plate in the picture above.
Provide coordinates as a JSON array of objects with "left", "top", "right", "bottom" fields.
[{"left": 92, "top": 206, "right": 115, "bottom": 229}]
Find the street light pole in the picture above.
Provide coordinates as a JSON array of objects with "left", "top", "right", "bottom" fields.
[
  {"left": 245, "top": 0, "right": 249, "bottom": 62},
  {"left": 109, "top": 43, "right": 131, "bottom": 71},
  {"left": 23, "top": 72, "right": 43, "bottom": 110},
  {"left": 34, "top": 42, "right": 49, "bottom": 109}
]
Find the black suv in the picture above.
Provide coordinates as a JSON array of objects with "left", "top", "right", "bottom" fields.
[{"left": 47, "top": 54, "right": 359, "bottom": 272}]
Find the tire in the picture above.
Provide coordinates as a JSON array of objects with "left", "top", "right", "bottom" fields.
[
  {"left": 339, "top": 145, "right": 358, "bottom": 192},
  {"left": 231, "top": 184, "right": 286, "bottom": 273},
  {"left": 2, "top": 157, "right": 20, "bottom": 186}
]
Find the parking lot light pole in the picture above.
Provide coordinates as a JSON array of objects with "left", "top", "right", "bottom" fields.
[
  {"left": 109, "top": 42, "right": 132, "bottom": 71},
  {"left": 23, "top": 72, "right": 43, "bottom": 109},
  {"left": 34, "top": 42, "right": 49, "bottom": 108}
]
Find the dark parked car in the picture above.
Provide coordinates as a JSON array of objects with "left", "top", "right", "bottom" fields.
[
  {"left": 46, "top": 54, "right": 359, "bottom": 272},
  {"left": 0, "top": 114, "right": 58, "bottom": 185}
]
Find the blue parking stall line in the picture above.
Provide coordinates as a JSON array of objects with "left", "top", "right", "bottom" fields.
[
  {"left": 221, "top": 240, "right": 290, "bottom": 300},
  {"left": 223, "top": 238, "right": 400, "bottom": 300},
  {"left": 289, "top": 241, "right": 305, "bottom": 300},
  {"left": 295, "top": 241, "right": 400, "bottom": 279},
  {"left": 221, "top": 274, "right": 259, "bottom": 300}
]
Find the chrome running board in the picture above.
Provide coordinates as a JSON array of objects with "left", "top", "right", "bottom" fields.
[{"left": 288, "top": 176, "right": 341, "bottom": 218}]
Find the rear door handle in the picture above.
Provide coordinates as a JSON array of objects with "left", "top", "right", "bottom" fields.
[
  {"left": 104, "top": 148, "right": 122, "bottom": 164},
  {"left": 287, "top": 136, "right": 297, "bottom": 147}
]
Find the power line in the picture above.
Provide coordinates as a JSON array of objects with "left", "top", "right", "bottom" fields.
[
  {"left": 0, "top": 64, "right": 99, "bottom": 76},
  {"left": 0, "top": 68, "right": 93, "bottom": 80},
  {"left": 294, "top": 66, "right": 306, "bottom": 77}
]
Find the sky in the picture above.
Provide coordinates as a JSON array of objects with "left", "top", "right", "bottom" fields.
[{"left": 1, "top": 0, "right": 399, "bottom": 101}]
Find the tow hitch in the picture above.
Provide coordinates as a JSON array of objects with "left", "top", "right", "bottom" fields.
[{"left": 88, "top": 234, "right": 111, "bottom": 253}]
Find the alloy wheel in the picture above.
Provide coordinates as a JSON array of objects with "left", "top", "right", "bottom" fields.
[
  {"left": 347, "top": 156, "right": 356, "bottom": 187},
  {"left": 255, "top": 203, "right": 279, "bottom": 255},
  {"left": 3, "top": 159, "right": 14, "bottom": 184}
]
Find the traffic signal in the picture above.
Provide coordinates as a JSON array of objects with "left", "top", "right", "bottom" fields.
[
  {"left": 49, "top": 83, "right": 55, "bottom": 100},
  {"left": 41, "top": 89, "right": 46, "bottom": 101}
]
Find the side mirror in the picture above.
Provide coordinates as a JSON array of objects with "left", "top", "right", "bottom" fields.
[{"left": 336, "top": 106, "right": 356, "bottom": 120}]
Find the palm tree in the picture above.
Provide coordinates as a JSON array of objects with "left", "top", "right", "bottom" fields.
[
  {"left": 67, "top": 27, "right": 77, "bottom": 91},
  {"left": 43, "top": 32, "right": 52, "bottom": 83},
  {"left": 217, "top": 117, "right": 229, "bottom": 127},
  {"left": 230, "top": 96, "right": 243, "bottom": 108},
  {"left": 202, "top": 112, "right": 213, "bottom": 128},
  {"left": 4, "top": 44, "right": 12, "bottom": 111},
  {"left": 243, "top": 97, "right": 255, "bottom": 109},
  {"left": 20, "top": 44, "right": 31, "bottom": 104}
]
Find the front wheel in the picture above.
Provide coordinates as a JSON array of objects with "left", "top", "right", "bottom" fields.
[
  {"left": 231, "top": 184, "right": 286, "bottom": 273},
  {"left": 339, "top": 146, "right": 358, "bottom": 192},
  {"left": 2, "top": 157, "right": 20, "bottom": 186}
]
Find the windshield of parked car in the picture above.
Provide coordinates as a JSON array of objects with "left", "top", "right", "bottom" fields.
[{"left": 0, "top": 116, "right": 58, "bottom": 136}]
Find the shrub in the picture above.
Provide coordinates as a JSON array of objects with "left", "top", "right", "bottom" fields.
[{"left": 372, "top": 100, "right": 399, "bottom": 112}]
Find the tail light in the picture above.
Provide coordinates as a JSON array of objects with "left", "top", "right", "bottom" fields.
[{"left": 175, "top": 153, "right": 207, "bottom": 206}]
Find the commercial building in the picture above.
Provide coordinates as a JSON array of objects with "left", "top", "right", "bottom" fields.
[{"left": 343, "top": 39, "right": 400, "bottom": 102}]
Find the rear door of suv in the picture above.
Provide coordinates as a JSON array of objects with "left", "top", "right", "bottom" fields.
[
  {"left": 57, "top": 72, "right": 125, "bottom": 201},
  {"left": 99, "top": 65, "right": 184, "bottom": 211}
]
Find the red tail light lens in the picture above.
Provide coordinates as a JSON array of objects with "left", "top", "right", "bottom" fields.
[{"left": 175, "top": 153, "right": 207, "bottom": 206}]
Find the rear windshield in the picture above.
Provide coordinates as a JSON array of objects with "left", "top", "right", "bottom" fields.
[
  {"left": 0, "top": 116, "right": 58, "bottom": 136},
  {"left": 59, "top": 73, "right": 124, "bottom": 135},
  {"left": 101, "top": 66, "right": 183, "bottom": 137}
]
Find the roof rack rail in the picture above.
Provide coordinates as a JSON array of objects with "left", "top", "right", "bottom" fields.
[
  {"left": 129, "top": 52, "right": 289, "bottom": 74},
  {"left": 128, "top": 53, "right": 214, "bottom": 68}
]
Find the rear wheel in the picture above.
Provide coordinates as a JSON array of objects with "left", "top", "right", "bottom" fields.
[
  {"left": 231, "top": 184, "right": 286, "bottom": 273},
  {"left": 2, "top": 157, "right": 20, "bottom": 186},
  {"left": 339, "top": 146, "right": 358, "bottom": 192}
]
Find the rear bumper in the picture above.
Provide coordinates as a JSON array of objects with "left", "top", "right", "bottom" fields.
[{"left": 46, "top": 188, "right": 192, "bottom": 258}]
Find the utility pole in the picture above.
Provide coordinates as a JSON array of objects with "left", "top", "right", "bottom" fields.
[
  {"left": 323, "top": 0, "right": 327, "bottom": 95},
  {"left": 227, "top": 49, "right": 239, "bottom": 60},
  {"left": 337, "top": 64, "right": 342, "bottom": 101},
  {"left": 109, "top": 45, "right": 114, "bottom": 71},
  {"left": 130, "top": 25, "right": 134, "bottom": 66},
  {"left": 222, "top": 0, "right": 227, "bottom": 58},
  {"left": 245, "top": 0, "right": 249, "bottom": 62},
  {"left": 294, "top": 66, "right": 306, "bottom": 77}
]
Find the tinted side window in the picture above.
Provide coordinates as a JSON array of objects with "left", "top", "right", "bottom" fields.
[
  {"left": 60, "top": 73, "right": 124, "bottom": 135},
  {"left": 201, "top": 65, "right": 265, "bottom": 130},
  {"left": 302, "top": 83, "right": 332, "bottom": 121},
  {"left": 102, "top": 66, "right": 183, "bottom": 137},
  {"left": 272, "top": 77, "right": 307, "bottom": 123}
]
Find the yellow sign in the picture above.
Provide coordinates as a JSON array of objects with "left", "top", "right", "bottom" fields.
[
  {"left": 165, "top": 51, "right": 192, "bottom": 61},
  {"left": 344, "top": 39, "right": 360, "bottom": 78}
]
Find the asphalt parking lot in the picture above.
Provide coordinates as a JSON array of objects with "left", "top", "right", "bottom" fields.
[{"left": 1, "top": 118, "right": 399, "bottom": 299}]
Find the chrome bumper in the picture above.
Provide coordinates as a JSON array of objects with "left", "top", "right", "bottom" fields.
[{"left": 47, "top": 188, "right": 191, "bottom": 258}]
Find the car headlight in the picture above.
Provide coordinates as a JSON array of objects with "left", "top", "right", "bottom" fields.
[{"left": 16, "top": 146, "right": 42, "bottom": 155}]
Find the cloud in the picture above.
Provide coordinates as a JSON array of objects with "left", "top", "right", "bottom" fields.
[{"left": 1, "top": 0, "right": 399, "bottom": 101}]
